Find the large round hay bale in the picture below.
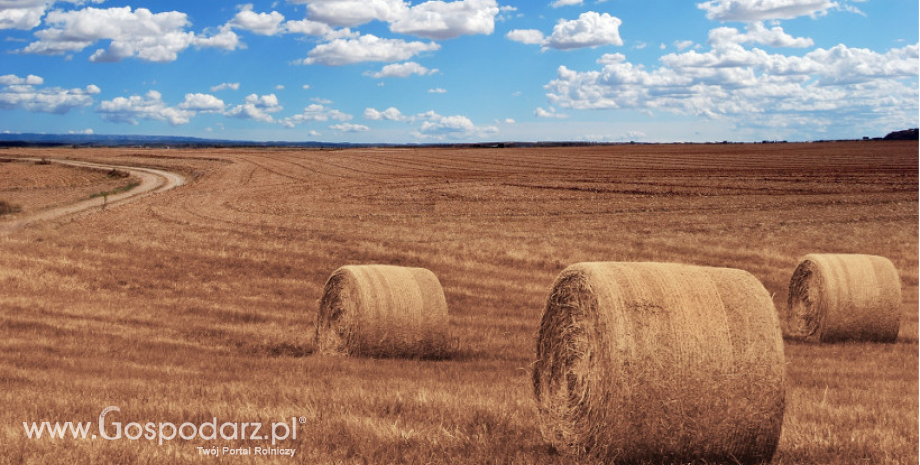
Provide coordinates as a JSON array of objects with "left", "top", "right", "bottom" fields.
[
  {"left": 315, "top": 265, "right": 450, "bottom": 358},
  {"left": 786, "top": 253, "right": 901, "bottom": 343},
  {"left": 533, "top": 262, "right": 785, "bottom": 464}
]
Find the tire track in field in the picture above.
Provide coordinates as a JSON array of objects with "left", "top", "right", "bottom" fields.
[{"left": 0, "top": 158, "right": 186, "bottom": 234}]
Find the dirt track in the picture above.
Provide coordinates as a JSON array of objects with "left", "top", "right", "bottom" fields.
[{"left": 0, "top": 158, "right": 186, "bottom": 234}]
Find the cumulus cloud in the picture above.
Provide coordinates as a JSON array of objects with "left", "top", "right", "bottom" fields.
[
  {"left": 389, "top": 0, "right": 499, "bottom": 40},
  {"left": 290, "top": 0, "right": 408, "bottom": 27},
  {"left": 551, "top": 0, "right": 584, "bottom": 7},
  {"left": 0, "top": 73, "right": 99, "bottom": 114},
  {"left": 0, "top": 0, "right": 104, "bottom": 30},
  {"left": 506, "top": 29, "right": 544, "bottom": 45},
  {"left": 508, "top": 11, "right": 623, "bottom": 51},
  {"left": 366, "top": 61, "right": 437, "bottom": 78},
  {"left": 544, "top": 39, "right": 919, "bottom": 138},
  {"left": 21, "top": 6, "right": 240, "bottom": 62},
  {"left": 364, "top": 106, "right": 406, "bottom": 121},
  {"left": 545, "top": 11, "right": 623, "bottom": 50},
  {"left": 697, "top": 0, "right": 839, "bottom": 21},
  {"left": 179, "top": 93, "right": 225, "bottom": 112},
  {"left": 301, "top": 34, "right": 439, "bottom": 65},
  {"left": 229, "top": 4, "right": 332, "bottom": 37},
  {"left": 226, "top": 93, "right": 283, "bottom": 123},
  {"left": 534, "top": 106, "right": 568, "bottom": 118},
  {"left": 97, "top": 91, "right": 194, "bottom": 125},
  {"left": 289, "top": 0, "right": 500, "bottom": 40},
  {"left": 231, "top": 4, "right": 286, "bottom": 36},
  {"left": 708, "top": 22, "right": 813, "bottom": 48},
  {"left": 280, "top": 103, "right": 352, "bottom": 127},
  {"left": 413, "top": 110, "right": 498, "bottom": 139},
  {"left": 211, "top": 82, "right": 240, "bottom": 92},
  {"left": 330, "top": 122, "right": 370, "bottom": 132}
]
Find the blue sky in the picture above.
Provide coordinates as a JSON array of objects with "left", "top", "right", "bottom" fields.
[{"left": 0, "top": 0, "right": 917, "bottom": 143}]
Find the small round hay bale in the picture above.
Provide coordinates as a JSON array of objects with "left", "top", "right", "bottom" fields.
[
  {"left": 786, "top": 253, "right": 901, "bottom": 343},
  {"left": 533, "top": 262, "right": 785, "bottom": 464},
  {"left": 315, "top": 265, "right": 450, "bottom": 358}
]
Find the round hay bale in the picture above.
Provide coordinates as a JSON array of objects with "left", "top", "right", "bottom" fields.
[
  {"left": 786, "top": 253, "right": 901, "bottom": 343},
  {"left": 315, "top": 265, "right": 450, "bottom": 358},
  {"left": 533, "top": 262, "right": 785, "bottom": 464}
]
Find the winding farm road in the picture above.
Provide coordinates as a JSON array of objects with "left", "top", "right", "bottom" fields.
[{"left": 0, "top": 158, "right": 186, "bottom": 234}]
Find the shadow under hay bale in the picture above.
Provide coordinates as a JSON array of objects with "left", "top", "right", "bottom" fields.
[
  {"left": 786, "top": 253, "right": 901, "bottom": 343},
  {"left": 533, "top": 262, "right": 785, "bottom": 465},
  {"left": 315, "top": 264, "right": 451, "bottom": 359}
]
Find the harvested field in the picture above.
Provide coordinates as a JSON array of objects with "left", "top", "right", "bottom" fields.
[
  {"left": 0, "top": 158, "right": 140, "bottom": 214},
  {"left": 0, "top": 142, "right": 916, "bottom": 464}
]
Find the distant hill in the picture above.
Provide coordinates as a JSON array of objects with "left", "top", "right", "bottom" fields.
[
  {"left": 0, "top": 133, "right": 355, "bottom": 148},
  {"left": 883, "top": 128, "right": 919, "bottom": 141}
]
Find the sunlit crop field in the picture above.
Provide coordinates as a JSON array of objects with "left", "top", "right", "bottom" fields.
[{"left": 0, "top": 142, "right": 916, "bottom": 464}]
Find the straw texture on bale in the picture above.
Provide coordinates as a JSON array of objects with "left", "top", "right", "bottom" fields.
[
  {"left": 533, "top": 262, "right": 786, "bottom": 464},
  {"left": 786, "top": 253, "right": 901, "bottom": 343},
  {"left": 315, "top": 265, "right": 450, "bottom": 358}
]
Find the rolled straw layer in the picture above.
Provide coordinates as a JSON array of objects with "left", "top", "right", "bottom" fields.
[
  {"left": 786, "top": 253, "right": 901, "bottom": 343},
  {"left": 533, "top": 262, "right": 786, "bottom": 464},
  {"left": 315, "top": 265, "right": 450, "bottom": 358}
]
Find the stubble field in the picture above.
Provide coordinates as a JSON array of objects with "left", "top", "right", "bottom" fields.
[{"left": 0, "top": 142, "right": 917, "bottom": 464}]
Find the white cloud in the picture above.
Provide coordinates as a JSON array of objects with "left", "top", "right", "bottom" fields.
[
  {"left": 330, "top": 122, "right": 370, "bottom": 132},
  {"left": 545, "top": 12, "right": 623, "bottom": 50},
  {"left": 365, "top": 107, "right": 406, "bottom": 121},
  {"left": 229, "top": 4, "right": 332, "bottom": 37},
  {"left": 97, "top": 90, "right": 194, "bottom": 125},
  {"left": 551, "top": 0, "right": 584, "bottom": 7},
  {"left": 534, "top": 106, "right": 568, "bottom": 118},
  {"left": 283, "top": 18, "right": 334, "bottom": 36},
  {"left": 0, "top": 73, "right": 99, "bottom": 114},
  {"left": 211, "top": 82, "right": 240, "bottom": 92},
  {"left": 544, "top": 40, "right": 919, "bottom": 139},
  {"left": 193, "top": 24, "right": 242, "bottom": 51},
  {"left": 301, "top": 34, "right": 439, "bottom": 66},
  {"left": 506, "top": 29, "right": 544, "bottom": 45},
  {"left": 697, "top": 0, "right": 839, "bottom": 21},
  {"left": 179, "top": 93, "right": 225, "bottom": 112},
  {"left": 281, "top": 103, "right": 352, "bottom": 127},
  {"left": 0, "top": 0, "right": 104, "bottom": 30},
  {"left": 708, "top": 22, "right": 813, "bottom": 48},
  {"left": 509, "top": 11, "right": 623, "bottom": 51},
  {"left": 413, "top": 110, "right": 499, "bottom": 139},
  {"left": 366, "top": 61, "right": 437, "bottom": 78},
  {"left": 292, "top": 0, "right": 409, "bottom": 27},
  {"left": 226, "top": 93, "right": 283, "bottom": 123},
  {"left": 674, "top": 40, "right": 695, "bottom": 51},
  {"left": 21, "top": 6, "right": 238, "bottom": 62},
  {"left": 428, "top": 87, "right": 447, "bottom": 93},
  {"left": 289, "top": 0, "right": 499, "bottom": 39},
  {"left": 389, "top": 0, "right": 499, "bottom": 40},
  {"left": 231, "top": 4, "right": 286, "bottom": 36}
]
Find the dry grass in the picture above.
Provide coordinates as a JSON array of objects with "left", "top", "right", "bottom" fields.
[
  {"left": 0, "top": 142, "right": 915, "bottom": 464},
  {"left": 534, "top": 262, "right": 785, "bottom": 464},
  {"left": 786, "top": 253, "right": 902, "bottom": 343}
]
